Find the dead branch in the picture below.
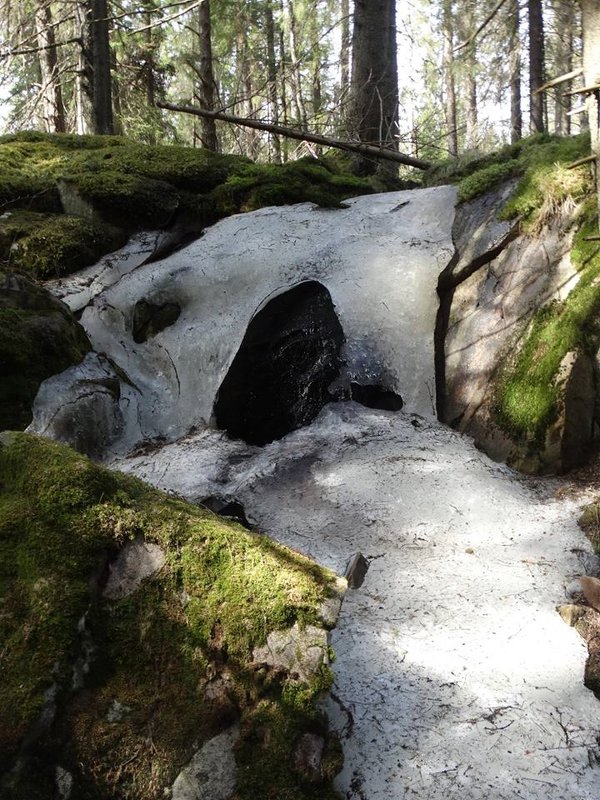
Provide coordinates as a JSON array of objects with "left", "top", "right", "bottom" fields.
[
  {"left": 533, "top": 68, "right": 584, "bottom": 94},
  {"left": 454, "top": 0, "right": 510, "bottom": 52},
  {"left": 566, "top": 154, "right": 596, "bottom": 170},
  {"left": 157, "top": 101, "right": 432, "bottom": 170}
]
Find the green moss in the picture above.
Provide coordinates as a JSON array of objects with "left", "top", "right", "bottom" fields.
[
  {"left": 457, "top": 161, "right": 519, "bottom": 203},
  {"left": 578, "top": 502, "right": 600, "bottom": 554},
  {"left": 0, "top": 273, "right": 91, "bottom": 429},
  {"left": 0, "top": 210, "right": 126, "bottom": 278},
  {"left": 426, "top": 133, "right": 591, "bottom": 221},
  {"left": 0, "top": 132, "right": 372, "bottom": 276},
  {"left": 494, "top": 202, "right": 600, "bottom": 442},
  {"left": 0, "top": 433, "right": 341, "bottom": 799}
]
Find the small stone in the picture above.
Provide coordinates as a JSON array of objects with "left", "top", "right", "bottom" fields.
[
  {"left": 293, "top": 733, "right": 325, "bottom": 783},
  {"left": 252, "top": 623, "right": 328, "bottom": 682},
  {"left": 171, "top": 725, "right": 239, "bottom": 800},
  {"left": 346, "top": 552, "right": 369, "bottom": 589},
  {"left": 55, "top": 766, "right": 73, "bottom": 800},
  {"left": 106, "top": 700, "right": 132, "bottom": 723},
  {"left": 103, "top": 539, "right": 166, "bottom": 600},
  {"left": 557, "top": 603, "right": 586, "bottom": 627}
]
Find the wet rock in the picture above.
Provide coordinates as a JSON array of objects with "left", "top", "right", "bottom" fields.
[
  {"left": 252, "top": 623, "right": 329, "bottom": 682},
  {"left": 345, "top": 553, "right": 369, "bottom": 589},
  {"left": 171, "top": 725, "right": 239, "bottom": 800},
  {"left": 103, "top": 538, "right": 166, "bottom": 600},
  {"left": 294, "top": 733, "right": 325, "bottom": 783},
  {"left": 0, "top": 270, "right": 91, "bottom": 430},
  {"left": 132, "top": 298, "right": 181, "bottom": 343},
  {"left": 28, "top": 352, "right": 138, "bottom": 459},
  {"left": 214, "top": 281, "right": 344, "bottom": 445},
  {"left": 350, "top": 382, "right": 403, "bottom": 411}
]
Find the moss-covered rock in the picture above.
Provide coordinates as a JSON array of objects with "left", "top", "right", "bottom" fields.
[
  {"left": 494, "top": 202, "right": 600, "bottom": 451},
  {"left": 0, "top": 271, "right": 91, "bottom": 429},
  {"left": 0, "top": 433, "right": 342, "bottom": 799},
  {"left": 0, "top": 132, "right": 373, "bottom": 279},
  {"left": 426, "top": 133, "right": 591, "bottom": 219}
]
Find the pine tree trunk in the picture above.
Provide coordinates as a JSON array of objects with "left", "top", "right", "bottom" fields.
[
  {"left": 195, "top": 0, "right": 218, "bottom": 150},
  {"left": 581, "top": 0, "right": 600, "bottom": 227},
  {"left": 286, "top": 0, "right": 308, "bottom": 128},
  {"left": 553, "top": 0, "right": 574, "bottom": 135},
  {"left": 35, "top": 2, "right": 66, "bottom": 133},
  {"left": 509, "top": 0, "right": 522, "bottom": 142},
  {"left": 91, "top": 0, "right": 114, "bottom": 134},
  {"left": 350, "top": 0, "right": 399, "bottom": 175},
  {"left": 265, "top": 5, "right": 282, "bottom": 163},
  {"left": 340, "top": 0, "right": 350, "bottom": 99},
  {"left": 75, "top": 0, "right": 93, "bottom": 134},
  {"left": 442, "top": 0, "right": 458, "bottom": 157},
  {"left": 528, "top": 0, "right": 545, "bottom": 133}
]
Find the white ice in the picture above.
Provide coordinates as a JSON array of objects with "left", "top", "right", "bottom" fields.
[{"left": 112, "top": 404, "right": 600, "bottom": 800}]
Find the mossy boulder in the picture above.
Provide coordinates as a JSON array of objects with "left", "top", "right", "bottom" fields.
[
  {"left": 0, "top": 132, "right": 373, "bottom": 279},
  {"left": 0, "top": 433, "right": 343, "bottom": 799},
  {"left": 0, "top": 271, "right": 91, "bottom": 430},
  {"left": 441, "top": 133, "right": 600, "bottom": 474}
]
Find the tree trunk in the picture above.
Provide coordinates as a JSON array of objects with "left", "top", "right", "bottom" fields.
[
  {"left": 35, "top": 2, "right": 66, "bottom": 133},
  {"left": 340, "top": 0, "right": 350, "bottom": 99},
  {"left": 528, "top": 0, "right": 545, "bottom": 132},
  {"left": 265, "top": 4, "right": 282, "bottom": 163},
  {"left": 286, "top": 0, "right": 308, "bottom": 128},
  {"left": 75, "top": 0, "right": 93, "bottom": 134},
  {"left": 509, "top": 0, "right": 522, "bottom": 142},
  {"left": 553, "top": 0, "right": 573, "bottom": 134},
  {"left": 581, "top": 0, "right": 600, "bottom": 227},
  {"left": 442, "top": 0, "right": 458, "bottom": 157},
  {"left": 195, "top": 0, "right": 218, "bottom": 150},
  {"left": 91, "top": 0, "right": 114, "bottom": 134},
  {"left": 350, "top": 0, "right": 399, "bottom": 175}
]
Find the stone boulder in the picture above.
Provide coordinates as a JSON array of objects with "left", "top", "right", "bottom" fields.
[
  {"left": 440, "top": 185, "right": 590, "bottom": 473},
  {"left": 0, "top": 270, "right": 91, "bottom": 430}
]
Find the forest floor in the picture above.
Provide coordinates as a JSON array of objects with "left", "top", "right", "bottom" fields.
[{"left": 114, "top": 402, "right": 600, "bottom": 800}]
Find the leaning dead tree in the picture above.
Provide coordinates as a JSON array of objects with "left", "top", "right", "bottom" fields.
[{"left": 156, "top": 101, "right": 432, "bottom": 170}]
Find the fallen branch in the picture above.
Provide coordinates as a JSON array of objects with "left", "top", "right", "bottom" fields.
[
  {"left": 566, "top": 154, "right": 596, "bottom": 170},
  {"left": 533, "top": 68, "right": 584, "bottom": 94},
  {"left": 566, "top": 83, "right": 600, "bottom": 97},
  {"left": 454, "top": 0, "right": 509, "bottom": 52},
  {"left": 156, "top": 101, "right": 432, "bottom": 170}
]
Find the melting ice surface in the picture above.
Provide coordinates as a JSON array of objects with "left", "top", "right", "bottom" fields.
[
  {"left": 114, "top": 405, "right": 600, "bottom": 800},
  {"left": 43, "top": 189, "right": 600, "bottom": 798}
]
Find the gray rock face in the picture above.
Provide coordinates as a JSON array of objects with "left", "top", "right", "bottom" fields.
[
  {"left": 27, "top": 352, "right": 140, "bottom": 459},
  {"left": 442, "top": 200, "right": 584, "bottom": 471},
  {"left": 171, "top": 725, "right": 239, "bottom": 800}
]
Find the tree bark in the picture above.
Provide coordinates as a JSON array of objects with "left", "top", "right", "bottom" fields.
[
  {"left": 340, "top": 0, "right": 350, "bottom": 98},
  {"left": 442, "top": 0, "right": 458, "bottom": 157},
  {"left": 195, "top": 0, "right": 218, "bottom": 150},
  {"left": 581, "top": 0, "right": 600, "bottom": 227},
  {"left": 265, "top": 4, "right": 282, "bottom": 163},
  {"left": 528, "top": 0, "right": 545, "bottom": 132},
  {"left": 35, "top": 2, "right": 66, "bottom": 133},
  {"left": 553, "top": 0, "right": 574, "bottom": 134},
  {"left": 91, "top": 0, "right": 114, "bottom": 134},
  {"left": 509, "top": 0, "right": 522, "bottom": 142},
  {"left": 350, "top": 0, "right": 400, "bottom": 175}
]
